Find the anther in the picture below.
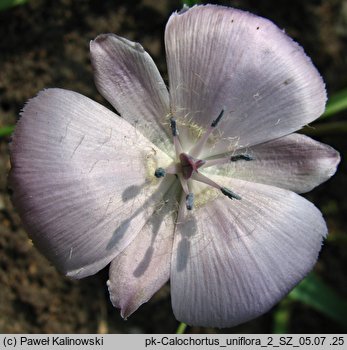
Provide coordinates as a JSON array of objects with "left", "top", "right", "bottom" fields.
[
  {"left": 211, "top": 109, "right": 225, "bottom": 128},
  {"left": 170, "top": 117, "right": 178, "bottom": 136},
  {"left": 154, "top": 167, "right": 166, "bottom": 178},
  {"left": 202, "top": 153, "right": 254, "bottom": 169},
  {"left": 186, "top": 192, "right": 194, "bottom": 210},
  {"left": 221, "top": 187, "right": 241, "bottom": 200},
  {"left": 169, "top": 117, "right": 184, "bottom": 156},
  {"left": 230, "top": 154, "right": 254, "bottom": 162}
]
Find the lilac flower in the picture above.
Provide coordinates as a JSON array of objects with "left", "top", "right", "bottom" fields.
[{"left": 9, "top": 5, "right": 340, "bottom": 328}]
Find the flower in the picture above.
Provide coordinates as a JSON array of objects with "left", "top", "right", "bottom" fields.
[{"left": 9, "top": 4, "right": 340, "bottom": 328}]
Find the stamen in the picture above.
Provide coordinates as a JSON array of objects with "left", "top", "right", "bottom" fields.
[
  {"left": 192, "top": 172, "right": 221, "bottom": 189},
  {"left": 165, "top": 164, "right": 179, "bottom": 175},
  {"left": 178, "top": 174, "right": 190, "bottom": 195},
  {"left": 170, "top": 117, "right": 178, "bottom": 136},
  {"left": 211, "top": 109, "right": 225, "bottom": 127},
  {"left": 154, "top": 167, "right": 166, "bottom": 178},
  {"left": 202, "top": 153, "right": 254, "bottom": 168},
  {"left": 189, "top": 109, "right": 225, "bottom": 158},
  {"left": 192, "top": 172, "right": 241, "bottom": 200},
  {"left": 220, "top": 187, "right": 242, "bottom": 200},
  {"left": 186, "top": 192, "right": 194, "bottom": 210},
  {"left": 230, "top": 154, "right": 254, "bottom": 162},
  {"left": 170, "top": 117, "right": 184, "bottom": 156}
]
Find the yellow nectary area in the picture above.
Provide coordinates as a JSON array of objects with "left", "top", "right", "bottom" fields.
[
  {"left": 191, "top": 180, "right": 221, "bottom": 209},
  {"left": 143, "top": 146, "right": 173, "bottom": 184}
]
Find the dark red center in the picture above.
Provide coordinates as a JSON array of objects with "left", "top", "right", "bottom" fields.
[{"left": 179, "top": 153, "right": 206, "bottom": 180}]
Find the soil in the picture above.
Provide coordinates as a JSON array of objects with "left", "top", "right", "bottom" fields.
[{"left": 0, "top": 0, "right": 346, "bottom": 333}]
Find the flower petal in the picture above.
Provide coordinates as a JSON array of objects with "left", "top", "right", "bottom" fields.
[
  {"left": 90, "top": 34, "right": 172, "bottom": 154},
  {"left": 204, "top": 134, "right": 340, "bottom": 193},
  {"left": 171, "top": 177, "right": 327, "bottom": 327},
  {"left": 165, "top": 5, "right": 326, "bottom": 152},
  {"left": 9, "top": 88, "right": 174, "bottom": 278},
  {"left": 107, "top": 182, "right": 179, "bottom": 318}
]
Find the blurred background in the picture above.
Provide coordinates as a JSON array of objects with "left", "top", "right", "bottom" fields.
[{"left": 0, "top": 0, "right": 346, "bottom": 334}]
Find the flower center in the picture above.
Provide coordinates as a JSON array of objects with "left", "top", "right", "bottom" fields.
[
  {"left": 154, "top": 111, "right": 253, "bottom": 210},
  {"left": 179, "top": 153, "right": 205, "bottom": 180}
]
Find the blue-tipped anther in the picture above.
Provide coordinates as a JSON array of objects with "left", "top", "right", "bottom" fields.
[
  {"left": 230, "top": 154, "right": 254, "bottom": 162},
  {"left": 211, "top": 109, "right": 225, "bottom": 128},
  {"left": 221, "top": 187, "right": 241, "bottom": 200},
  {"left": 186, "top": 192, "right": 194, "bottom": 210},
  {"left": 154, "top": 167, "right": 166, "bottom": 178},
  {"left": 170, "top": 117, "right": 178, "bottom": 136}
]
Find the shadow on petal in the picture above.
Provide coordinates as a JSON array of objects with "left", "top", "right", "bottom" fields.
[
  {"left": 122, "top": 184, "right": 144, "bottom": 202},
  {"left": 106, "top": 178, "right": 177, "bottom": 256},
  {"left": 106, "top": 218, "right": 131, "bottom": 250},
  {"left": 176, "top": 216, "right": 197, "bottom": 272},
  {"left": 132, "top": 181, "right": 181, "bottom": 277},
  {"left": 133, "top": 246, "right": 154, "bottom": 277}
]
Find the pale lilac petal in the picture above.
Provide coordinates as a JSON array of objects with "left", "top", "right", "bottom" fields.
[
  {"left": 90, "top": 34, "right": 172, "bottom": 154},
  {"left": 205, "top": 134, "right": 340, "bottom": 193},
  {"left": 171, "top": 177, "right": 327, "bottom": 327},
  {"left": 165, "top": 5, "right": 326, "bottom": 152},
  {"left": 9, "top": 89, "right": 174, "bottom": 278},
  {"left": 107, "top": 183, "right": 179, "bottom": 318}
]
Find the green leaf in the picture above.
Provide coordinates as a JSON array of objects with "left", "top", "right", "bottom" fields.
[
  {"left": 322, "top": 88, "right": 347, "bottom": 118},
  {"left": 0, "top": 0, "right": 28, "bottom": 11},
  {"left": 272, "top": 299, "right": 291, "bottom": 334},
  {"left": 288, "top": 273, "right": 347, "bottom": 328},
  {"left": 0, "top": 125, "right": 15, "bottom": 137},
  {"left": 181, "top": 0, "right": 200, "bottom": 6}
]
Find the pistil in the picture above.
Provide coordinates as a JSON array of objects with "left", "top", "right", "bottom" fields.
[{"left": 179, "top": 153, "right": 206, "bottom": 179}]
